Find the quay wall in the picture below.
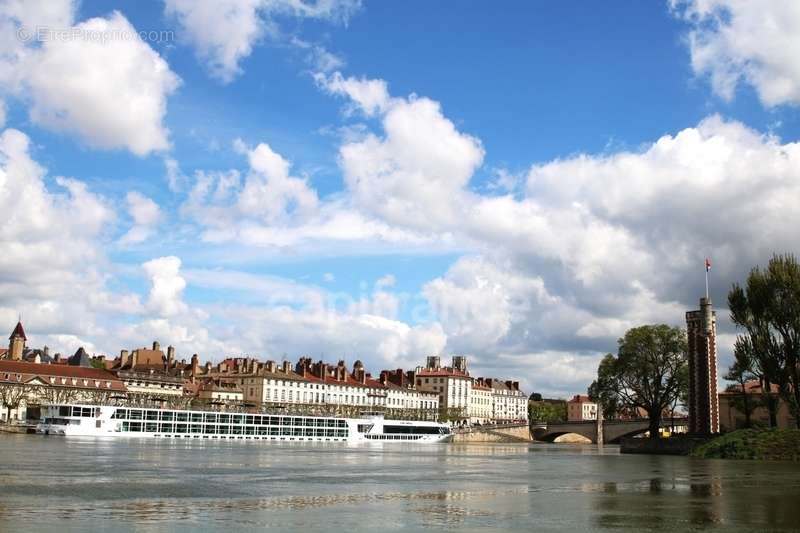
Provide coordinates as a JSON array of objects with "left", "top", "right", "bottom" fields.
[{"left": 452, "top": 425, "right": 532, "bottom": 443}]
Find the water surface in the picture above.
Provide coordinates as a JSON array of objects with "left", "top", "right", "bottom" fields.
[{"left": 0, "top": 435, "right": 798, "bottom": 531}]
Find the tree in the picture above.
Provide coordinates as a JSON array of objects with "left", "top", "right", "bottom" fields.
[
  {"left": 528, "top": 400, "right": 566, "bottom": 424},
  {"left": 592, "top": 325, "right": 688, "bottom": 439},
  {"left": 588, "top": 354, "right": 619, "bottom": 419},
  {"left": 729, "top": 254, "right": 800, "bottom": 428},
  {"left": 723, "top": 337, "right": 758, "bottom": 428},
  {"left": 36, "top": 386, "right": 80, "bottom": 405},
  {"left": 0, "top": 384, "right": 31, "bottom": 422}
]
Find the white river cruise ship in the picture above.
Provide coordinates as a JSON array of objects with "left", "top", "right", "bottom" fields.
[{"left": 36, "top": 404, "right": 453, "bottom": 444}]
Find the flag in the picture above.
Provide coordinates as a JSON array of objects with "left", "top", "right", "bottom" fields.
[{"left": 705, "top": 258, "right": 711, "bottom": 272}]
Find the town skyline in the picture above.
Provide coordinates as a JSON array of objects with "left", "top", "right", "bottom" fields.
[{"left": 2, "top": 2, "right": 800, "bottom": 399}]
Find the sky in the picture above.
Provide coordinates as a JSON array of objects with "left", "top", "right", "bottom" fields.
[{"left": 2, "top": 0, "right": 800, "bottom": 398}]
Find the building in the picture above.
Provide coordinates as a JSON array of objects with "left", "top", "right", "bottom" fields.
[
  {"left": 686, "top": 297, "right": 720, "bottom": 434},
  {"left": 567, "top": 395, "right": 597, "bottom": 421},
  {"left": 194, "top": 379, "right": 244, "bottom": 404},
  {"left": 718, "top": 380, "right": 796, "bottom": 431},
  {"left": 207, "top": 357, "right": 439, "bottom": 417},
  {"left": 485, "top": 379, "right": 527, "bottom": 422},
  {"left": 0, "top": 360, "right": 126, "bottom": 421},
  {"left": 7, "top": 320, "right": 26, "bottom": 361},
  {"left": 469, "top": 379, "right": 493, "bottom": 424},
  {"left": 111, "top": 342, "right": 190, "bottom": 399},
  {"left": 414, "top": 355, "right": 472, "bottom": 423}
]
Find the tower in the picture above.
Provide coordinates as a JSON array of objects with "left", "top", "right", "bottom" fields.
[
  {"left": 686, "top": 297, "right": 720, "bottom": 434},
  {"left": 8, "top": 320, "right": 26, "bottom": 360}
]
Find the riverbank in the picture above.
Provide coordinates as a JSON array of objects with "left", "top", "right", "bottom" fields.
[{"left": 691, "top": 429, "right": 800, "bottom": 461}]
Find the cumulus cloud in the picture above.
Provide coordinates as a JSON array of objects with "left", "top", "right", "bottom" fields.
[
  {"left": 142, "top": 256, "right": 188, "bottom": 317},
  {"left": 119, "top": 191, "right": 163, "bottom": 245},
  {"left": 0, "top": 126, "right": 148, "bottom": 353},
  {"left": 0, "top": 2, "right": 180, "bottom": 155},
  {"left": 671, "top": 0, "right": 800, "bottom": 106},
  {"left": 315, "top": 71, "right": 391, "bottom": 116},
  {"left": 165, "top": 0, "right": 361, "bottom": 83}
]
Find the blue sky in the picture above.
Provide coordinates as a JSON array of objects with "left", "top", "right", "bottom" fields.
[{"left": 2, "top": 0, "right": 800, "bottom": 397}]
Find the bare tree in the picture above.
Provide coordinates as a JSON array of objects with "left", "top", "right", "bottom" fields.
[
  {"left": 36, "top": 386, "right": 80, "bottom": 405},
  {"left": 0, "top": 384, "right": 31, "bottom": 422}
]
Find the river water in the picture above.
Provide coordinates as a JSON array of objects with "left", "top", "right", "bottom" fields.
[{"left": 0, "top": 434, "right": 798, "bottom": 532}]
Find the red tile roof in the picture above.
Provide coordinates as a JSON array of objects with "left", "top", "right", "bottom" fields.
[
  {"left": 0, "top": 360, "right": 126, "bottom": 391},
  {"left": 416, "top": 368, "right": 470, "bottom": 378}
]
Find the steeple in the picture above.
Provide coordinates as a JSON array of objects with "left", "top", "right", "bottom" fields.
[{"left": 8, "top": 319, "right": 27, "bottom": 361}]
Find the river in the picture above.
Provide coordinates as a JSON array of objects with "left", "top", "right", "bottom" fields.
[{"left": 0, "top": 434, "right": 798, "bottom": 531}]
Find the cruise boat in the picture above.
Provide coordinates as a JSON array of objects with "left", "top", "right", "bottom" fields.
[{"left": 36, "top": 405, "right": 453, "bottom": 444}]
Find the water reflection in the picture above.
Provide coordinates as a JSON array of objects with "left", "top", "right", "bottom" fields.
[{"left": 0, "top": 435, "right": 799, "bottom": 531}]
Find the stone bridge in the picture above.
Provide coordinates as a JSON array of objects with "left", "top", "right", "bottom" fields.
[
  {"left": 531, "top": 418, "right": 688, "bottom": 444},
  {"left": 452, "top": 423, "right": 531, "bottom": 443}
]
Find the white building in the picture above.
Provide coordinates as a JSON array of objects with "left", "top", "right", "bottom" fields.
[
  {"left": 414, "top": 355, "right": 472, "bottom": 423},
  {"left": 469, "top": 380, "right": 493, "bottom": 424}
]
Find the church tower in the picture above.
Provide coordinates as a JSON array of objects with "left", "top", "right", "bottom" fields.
[
  {"left": 686, "top": 297, "right": 719, "bottom": 434},
  {"left": 8, "top": 320, "right": 27, "bottom": 361}
]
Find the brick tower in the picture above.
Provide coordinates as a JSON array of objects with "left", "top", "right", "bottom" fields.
[{"left": 686, "top": 297, "right": 719, "bottom": 434}]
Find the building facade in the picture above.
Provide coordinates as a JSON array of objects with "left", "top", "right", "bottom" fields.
[
  {"left": 686, "top": 297, "right": 720, "bottom": 434},
  {"left": 567, "top": 394, "right": 597, "bottom": 421},
  {"left": 414, "top": 356, "right": 472, "bottom": 422},
  {"left": 0, "top": 360, "right": 127, "bottom": 421}
]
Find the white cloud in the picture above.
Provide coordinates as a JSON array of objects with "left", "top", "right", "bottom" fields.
[
  {"left": 142, "top": 256, "right": 188, "bottom": 318},
  {"left": 119, "top": 191, "right": 163, "bottom": 245},
  {"left": 671, "top": 0, "right": 800, "bottom": 106},
  {"left": 0, "top": 4, "right": 180, "bottom": 155},
  {"left": 165, "top": 0, "right": 361, "bottom": 83},
  {"left": 315, "top": 71, "right": 391, "bottom": 116},
  {"left": 375, "top": 274, "right": 395, "bottom": 289}
]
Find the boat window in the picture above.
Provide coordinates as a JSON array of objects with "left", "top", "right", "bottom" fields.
[
  {"left": 160, "top": 423, "right": 174, "bottom": 433},
  {"left": 282, "top": 417, "right": 292, "bottom": 426},
  {"left": 114, "top": 409, "right": 128, "bottom": 419},
  {"left": 146, "top": 411, "right": 159, "bottom": 421},
  {"left": 219, "top": 425, "right": 230, "bottom": 434},
  {"left": 246, "top": 415, "right": 255, "bottom": 424},
  {"left": 191, "top": 413, "right": 203, "bottom": 423},
  {"left": 232, "top": 425, "right": 242, "bottom": 435},
  {"left": 175, "top": 424, "right": 188, "bottom": 433},
  {"left": 160, "top": 411, "right": 174, "bottom": 421},
  {"left": 191, "top": 424, "right": 202, "bottom": 433},
  {"left": 175, "top": 412, "right": 188, "bottom": 422},
  {"left": 219, "top": 414, "right": 230, "bottom": 424},
  {"left": 205, "top": 413, "right": 218, "bottom": 423},
  {"left": 357, "top": 424, "right": 373, "bottom": 433},
  {"left": 129, "top": 410, "right": 143, "bottom": 420},
  {"left": 231, "top": 414, "right": 243, "bottom": 424},
  {"left": 146, "top": 423, "right": 158, "bottom": 432},
  {"left": 204, "top": 425, "right": 216, "bottom": 434},
  {"left": 129, "top": 422, "right": 142, "bottom": 432},
  {"left": 268, "top": 417, "right": 278, "bottom": 426}
]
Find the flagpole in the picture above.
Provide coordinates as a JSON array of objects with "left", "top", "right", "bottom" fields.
[{"left": 705, "top": 267, "right": 709, "bottom": 300}]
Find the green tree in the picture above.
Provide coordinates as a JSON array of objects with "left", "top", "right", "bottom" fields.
[
  {"left": 729, "top": 254, "right": 800, "bottom": 428},
  {"left": 528, "top": 400, "right": 566, "bottom": 424},
  {"left": 588, "top": 354, "right": 619, "bottom": 419},
  {"left": 723, "top": 337, "right": 758, "bottom": 428},
  {"left": 592, "top": 325, "right": 688, "bottom": 439}
]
